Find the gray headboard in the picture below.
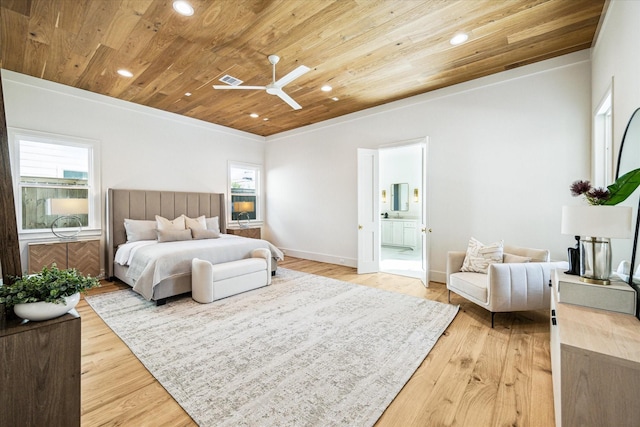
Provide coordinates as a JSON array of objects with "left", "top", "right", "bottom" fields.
[{"left": 106, "top": 189, "right": 226, "bottom": 277}]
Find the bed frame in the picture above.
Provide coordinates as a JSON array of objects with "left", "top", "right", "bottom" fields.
[{"left": 106, "top": 188, "right": 226, "bottom": 303}]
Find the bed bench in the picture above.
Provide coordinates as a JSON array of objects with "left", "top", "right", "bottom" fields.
[{"left": 191, "top": 248, "right": 271, "bottom": 303}]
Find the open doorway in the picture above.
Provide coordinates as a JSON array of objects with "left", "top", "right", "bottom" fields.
[{"left": 379, "top": 143, "right": 425, "bottom": 279}]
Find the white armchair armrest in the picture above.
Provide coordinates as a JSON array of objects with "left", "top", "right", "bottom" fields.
[
  {"left": 446, "top": 251, "right": 466, "bottom": 285},
  {"left": 487, "top": 261, "right": 568, "bottom": 312}
]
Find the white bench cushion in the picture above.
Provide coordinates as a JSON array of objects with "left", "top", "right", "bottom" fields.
[
  {"left": 211, "top": 258, "right": 267, "bottom": 281},
  {"left": 192, "top": 256, "right": 270, "bottom": 304}
]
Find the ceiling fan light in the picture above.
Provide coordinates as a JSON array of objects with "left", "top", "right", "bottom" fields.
[
  {"left": 117, "top": 69, "right": 133, "bottom": 78},
  {"left": 173, "top": 1, "right": 194, "bottom": 16},
  {"left": 450, "top": 33, "right": 469, "bottom": 46}
]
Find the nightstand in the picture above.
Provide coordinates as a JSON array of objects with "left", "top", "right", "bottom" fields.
[{"left": 226, "top": 226, "right": 261, "bottom": 239}]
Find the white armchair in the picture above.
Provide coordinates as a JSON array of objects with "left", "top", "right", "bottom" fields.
[{"left": 446, "top": 245, "right": 568, "bottom": 327}]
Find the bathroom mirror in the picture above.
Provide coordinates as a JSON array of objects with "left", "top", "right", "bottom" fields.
[
  {"left": 614, "top": 107, "right": 640, "bottom": 317},
  {"left": 390, "top": 183, "right": 409, "bottom": 211}
]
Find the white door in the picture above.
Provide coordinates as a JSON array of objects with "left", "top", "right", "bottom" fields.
[
  {"left": 420, "top": 141, "right": 430, "bottom": 287},
  {"left": 357, "top": 148, "right": 379, "bottom": 274}
]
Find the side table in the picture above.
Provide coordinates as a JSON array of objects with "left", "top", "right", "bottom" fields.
[{"left": 227, "top": 226, "right": 261, "bottom": 239}]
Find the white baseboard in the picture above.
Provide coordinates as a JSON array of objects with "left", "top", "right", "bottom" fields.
[
  {"left": 430, "top": 271, "right": 446, "bottom": 284},
  {"left": 280, "top": 248, "right": 358, "bottom": 268},
  {"left": 281, "top": 248, "right": 448, "bottom": 284}
]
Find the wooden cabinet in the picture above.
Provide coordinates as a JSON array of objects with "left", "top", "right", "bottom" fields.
[
  {"left": 381, "top": 219, "right": 416, "bottom": 249},
  {"left": 227, "top": 226, "right": 261, "bottom": 239},
  {"left": 28, "top": 239, "right": 100, "bottom": 277},
  {"left": 0, "top": 312, "right": 81, "bottom": 426},
  {"left": 551, "top": 270, "right": 640, "bottom": 427}
]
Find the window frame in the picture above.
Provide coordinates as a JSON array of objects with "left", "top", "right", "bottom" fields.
[
  {"left": 9, "top": 128, "right": 101, "bottom": 239},
  {"left": 228, "top": 161, "right": 263, "bottom": 226}
]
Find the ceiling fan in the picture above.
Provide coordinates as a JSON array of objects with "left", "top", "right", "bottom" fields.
[{"left": 213, "top": 55, "right": 310, "bottom": 110}]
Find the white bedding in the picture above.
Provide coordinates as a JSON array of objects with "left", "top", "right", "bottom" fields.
[
  {"left": 115, "top": 234, "right": 284, "bottom": 300},
  {"left": 114, "top": 240, "right": 157, "bottom": 266}
]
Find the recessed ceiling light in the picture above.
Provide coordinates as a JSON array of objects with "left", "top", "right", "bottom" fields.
[
  {"left": 331, "top": 97, "right": 339, "bottom": 101},
  {"left": 173, "top": 1, "right": 194, "bottom": 16},
  {"left": 117, "top": 69, "right": 133, "bottom": 78},
  {"left": 450, "top": 33, "right": 469, "bottom": 46},
  {"left": 321, "top": 85, "right": 332, "bottom": 92},
  {"left": 250, "top": 113, "right": 259, "bottom": 118},
  {"left": 184, "top": 92, "right": 192, "bottom": 97},
  {"left": 263, "top": 118, "right": 269, "bottom": 121}
]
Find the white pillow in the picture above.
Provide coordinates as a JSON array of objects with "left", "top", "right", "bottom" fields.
[
  {"left": 461, "top": 237, "right": 504, "bottom": 274},
  {"left": 156, "top": 215, "right": 185, "bottom": 231},
  {"left": 184, "top": 215, "right": 206, "bottom": 230},
  {"left": 205, "top": 216, "right": 220, "bottom": 233},
  {"left": 124, "top": 219, "right": 157, "bottom": 242},
  {"left": 157, "top": 229, "right": 192, "bottom": 243},
  {"left": 191, "top": 228, "right": 221, "bottom": 240},
  {"left": 503, "top": 253, "right": 531, "bottom": 263}
]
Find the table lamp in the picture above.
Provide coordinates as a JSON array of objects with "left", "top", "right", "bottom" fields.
[
  {"left": 233, "top": 201, "right": 255, "bottom": 228},
  {"left": 48, "top": 198, "right": 89, "bottom": 239},
  {"left": 561, "top": 205, "right": 633, "bottom": 285}
]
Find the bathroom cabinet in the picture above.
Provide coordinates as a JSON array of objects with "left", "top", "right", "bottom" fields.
[{"left": 381, "top": 219, "right": 416, "bottom": 249}]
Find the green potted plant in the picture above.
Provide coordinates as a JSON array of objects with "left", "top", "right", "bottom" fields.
[{"left": 0, "top": 264, "right": 99, "bottom": 321}]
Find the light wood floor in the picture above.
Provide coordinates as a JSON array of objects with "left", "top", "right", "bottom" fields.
[{"left": 79, "top": 257, "right": 555, "bottom": 426}]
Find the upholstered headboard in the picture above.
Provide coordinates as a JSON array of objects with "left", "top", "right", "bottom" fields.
[{"left": 106, "top": 189, "right": 226, "bottom": 277}]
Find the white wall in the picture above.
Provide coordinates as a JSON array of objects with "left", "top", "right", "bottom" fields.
[
  {"left": 265, "top": 51, "right": 592, "bottom": 281},
  {"left": 591, "top": 0, "right": 640, "bottom": 275},
  {"left": 2, "top": 69, "right": 265, "bottom": 274}
]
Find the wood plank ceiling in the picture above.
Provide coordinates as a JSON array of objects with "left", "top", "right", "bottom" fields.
[{"left": 1, "top": 0, "right": 605, "bottom": 137}]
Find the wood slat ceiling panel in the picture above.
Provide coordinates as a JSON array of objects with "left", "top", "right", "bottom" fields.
[{"left": 0, "top": 0, "right": 606, "bottom": 136}]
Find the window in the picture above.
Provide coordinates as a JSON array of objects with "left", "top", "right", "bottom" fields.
[
  {"left": 9, "top": 129, "right": 101, "bottom": 236},
  {"left": 594, "top": 88, "right": 613, "bottom": 187},
  {"left": 228, "top": 162, "right": 262, "bottom": 223}
]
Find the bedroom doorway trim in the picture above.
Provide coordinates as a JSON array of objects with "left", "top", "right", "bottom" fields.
[{"left": 357, "top": 137, "right": 430, "bottom": 285}]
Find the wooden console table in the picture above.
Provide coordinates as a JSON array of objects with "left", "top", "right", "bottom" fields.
[
  {"left": 551, "top": 270, "right": 640, "bottom": 426},
  {"left": 0, "top": 312, "right": 81, "bottom": 426},
  {"left": 28, "top": 238, "right": 100, "bottom": 277}
]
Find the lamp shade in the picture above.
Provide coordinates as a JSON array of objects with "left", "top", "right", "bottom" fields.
[
  {"left": 233, "top": 201, "right": 254, "bottom": 213},
  {"left": 561, "top": 205, "right": 633, "bottom": 239},
  {"left": 47, "top": 198, "right": 89, "bottom": 215}
]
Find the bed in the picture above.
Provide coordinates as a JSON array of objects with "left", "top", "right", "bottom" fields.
[{"left": 107, "top": 189, "right": 282, "bottom": 304}]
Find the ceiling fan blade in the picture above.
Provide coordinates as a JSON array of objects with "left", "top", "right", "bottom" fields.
[
  {"left": 274, "top": 88, "right": 302, "bottom": 110},
  {"left": 212, "top": 85, "right": 266, "bottom": 90},
  {"left": 275, "top": 65, "right": 310, "bottom": 88}
]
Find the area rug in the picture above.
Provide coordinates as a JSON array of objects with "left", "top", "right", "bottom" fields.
[{"left": 86, "top": 268, "right": 458, "bottom": 427}]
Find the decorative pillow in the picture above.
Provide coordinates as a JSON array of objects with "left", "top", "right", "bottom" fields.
[
  {"left": 124, "top": 219, "right": 157, "bottom": 242},
  {"left": 503, "top": 253, "right": 531, "bottom": 263},
  {"left": 191, "top": 228, "right": 221, "bottom": 240},
  {"left": 156, "top": 215, "right": 186, "bottom": 231},
  {"left": 205, "top": 216, "right": 220, "bottom": 233},
  {"left": 157, "top": 229, "right": 192, "bottom": 243},
  {"left": 184, "top": 215, "right": 206, "bottom": 230},
  {"left": 461, "top": 237, "right": 504, "bottom": 274}
]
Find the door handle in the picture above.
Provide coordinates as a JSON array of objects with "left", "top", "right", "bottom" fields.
[
  {"left": 421, "top": 227, "right": 432, "bottom": 233},
  {"left": 358, "top": 225, "right": 363, "bottom": 230}
]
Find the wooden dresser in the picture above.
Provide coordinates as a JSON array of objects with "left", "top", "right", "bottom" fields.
[
  {"left": 550, "top": 270, "right": 640, "bottom": 426},
  {"left": 227, "top": 226, "right": 261, "bottom": 239},
  {"left": 28, "top": 239, "right": 100, "bottom": 276},
  {"left": 0, "top": 312, "right": 81, "bottom": 426}
]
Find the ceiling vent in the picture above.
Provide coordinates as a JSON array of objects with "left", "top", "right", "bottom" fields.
[{"left": 218, "top": 75, "right": 243, "bottom": 86}]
